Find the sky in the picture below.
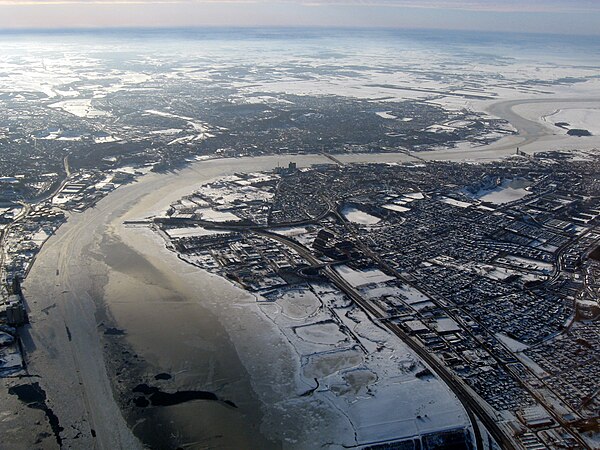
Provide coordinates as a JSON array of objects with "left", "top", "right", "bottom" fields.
[{"left": 0, "top": 0, "right": 599, "bottom": 34}]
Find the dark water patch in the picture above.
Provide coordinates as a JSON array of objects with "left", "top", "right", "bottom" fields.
[
  {"left": 133, "top": 396, "right": 150, "bottom": 407},
  {"left": 104, "top": 327, "right": 125, "bottom": 336},
  {"left": 568, "top": 128, "right": 592, "bottom": 137},
  {"left": 132, "top": 383, "right": 155, "bottom": 395},
  {"left": 132, "top": 383, "right": 237, "bottom": 409},
  {"left": 65, "top": 326, "right": 72, "bottom": 341},
  {"left": 150, "top": 390, "right": 219, "bottom": 406},
  {"left": 8, "top": 382, "right": 44, "bottom": 403},
  {"left": 154, "top": 372, "right": 172, "bottom": 380},
  {"left": 100, "top": 233, "right": 172, "bottom": 287},
  {"left": 300, "top": 378, "right": 319, "bottom": 397},
  {"left": 415, "top": 368, "right": 433, "bottom": 379},
  {"left": 8, "top": 382, "right": 64, "bottom": 447}
]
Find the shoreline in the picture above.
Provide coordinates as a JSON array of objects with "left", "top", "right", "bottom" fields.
[{"left": 16, "top": 154, "right": 338, "bottom": 449}]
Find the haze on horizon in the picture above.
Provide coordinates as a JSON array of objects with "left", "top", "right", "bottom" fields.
[{"left": 0, "top": 0, "right": 600, "bottom": 35}]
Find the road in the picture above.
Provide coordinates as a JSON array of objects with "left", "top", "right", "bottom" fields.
[
  {"left": 255, "top": 181, "right": 598, "bottom": 450},
  {"left": 258, "top": 230, "right": 497, "bottom": 450},
  {"left": 330, "top": 200, "right": 593, "bottom": 449}
]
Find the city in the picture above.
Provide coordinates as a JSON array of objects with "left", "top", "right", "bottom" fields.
[
  {"left": 145, "top": 153, "right": 599, "bottom": 449},
  {"left": 0, "top": 23, "right": 598, "bottom": 450}
]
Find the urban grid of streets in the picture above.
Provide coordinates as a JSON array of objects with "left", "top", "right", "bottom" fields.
[{"left": 151, "top": 154, "right": 599, "bottom": 450}]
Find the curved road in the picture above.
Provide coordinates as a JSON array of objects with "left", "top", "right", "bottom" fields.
[{"left": 259, "top": 230, "right": 504, "bottom": 450}]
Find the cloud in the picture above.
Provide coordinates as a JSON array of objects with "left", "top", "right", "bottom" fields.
[
  {"left": 0, "top": 0, "right": 180, "bottom": 3},
  {"left": 307, "top": 1, "right": 600, "bottom": 13},
  {"left": 1, "top": 0, "right": 599, "bottom": 33},
  {"left": 1, "top": 0, "right": 600, "bottom": 13}
]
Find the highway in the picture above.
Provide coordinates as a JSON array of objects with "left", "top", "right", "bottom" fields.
[
  {"left": 258, "top": 187, "right": 597, "bottom": 450},
  {"left": 257, "top": 230, "right": 507, "bottom": 450},
  {"left": 329, "top": 204, "right": 593, "bottom": 450}
]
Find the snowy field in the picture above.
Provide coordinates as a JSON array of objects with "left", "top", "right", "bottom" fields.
[
  {"left": 164, "top": 227, "right": 229, "bottom": 239},
  {"left": 376, "top": 111, "right": 397, "bottom": 119},
  {"left": 335, "top": 265, "right": 395, "bottom": 287},
  {"left": 270, "top": 226, "right": 310, "bottom": 237},
  {"left": 270, "top": 226, "right": 317, "bottom": 247},
  {"left": 477, "top": 179, "right": 531, "bottom": 205},
  {"left": 195, "top": 207, "right": 239, "bottom": 222},
  {"left": 383, "top": 204, "right": 411, "bottom": 213},
  {"left": 440, "top": 197, "right": 472, "bottom": 208},
  {"left": 341, "top": 205, "right": 381, "bottom": 225},
  {"left": 259, "top": 281, "right": 469, "bottom": 447},
  {"left": 545, "top": 108, "right": 600, "bottom": 135},
  {"left": 48, "top": 99, "right": 109, "bottom": 118}
]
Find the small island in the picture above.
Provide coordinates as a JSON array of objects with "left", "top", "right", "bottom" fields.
[{"left": 567, "top": 128, "right": 593, "bottom": 137}]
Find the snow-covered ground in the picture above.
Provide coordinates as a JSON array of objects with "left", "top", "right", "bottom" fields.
[
  {"left": 382, "top": 204, "right": 411, "bottom": 213},
  {"left": 397, "top": 283, "right": 432, "bottom": 305},
  {"left": 48, "top": 99, "right": 109, "bottom": 118},
  {"left": 335, "top": 265, "right": 395, "bottom": 288},
  {"left": 440, "top": 197, "right": 472, "bottom": 208},
  {"left": 341, "top": 205, "right": 381, "bottom": 225},
  {"left": 496, "top": 333, "right": 529, "bottom": 352},
  {"left": 164, "top": 226, "right": 230, "bottom": 239},
  {"left": 544, "top": 108, "right": 600, "bottom": 135},
  {"left": 269, "top": 226, "right": 317, "bottom": 247},
  {"left": 195, "top": 207, "right": 239, "bottom": 222},
  {"left": 145, "top": 109, "right": 218, "bottom": 142},
  {"left": 477, "top": 179, "right": 531, "bottom": 205},
  {"left": 259, "top": 282, "right": 470, "bottom": 447},
  {"left": 376, "top": 111, "right": 397, "bottom": 119},
  {"left": 196, "top": 179, "right": 274, "bottom": 206}
]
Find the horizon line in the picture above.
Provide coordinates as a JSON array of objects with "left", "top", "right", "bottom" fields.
[{"left": 1, "top": 24, "right": 600, "bottom": 38}]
